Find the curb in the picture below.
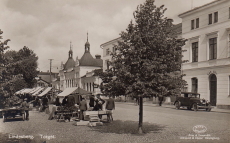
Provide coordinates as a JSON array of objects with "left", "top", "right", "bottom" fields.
[{"left": 115, "top": 102, "right": 230, "bottom": 113}]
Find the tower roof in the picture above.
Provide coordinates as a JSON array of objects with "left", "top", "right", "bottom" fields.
[
  {"left": 64, "top": 58, "right": 75, "bottom": 70},
  {"left": 79, "top": 52, "right": 102, "bottom": 67}
]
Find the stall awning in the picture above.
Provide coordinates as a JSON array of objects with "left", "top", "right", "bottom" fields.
[
  {"left": 32, "top": 87, "right": 44, "bottom": 96},
  {"left": 37, "top": 87, "right": 52, "bottom": 97},
  {"left": 29, "top": 87, "right": 41, "bottom": 94},
  {"left": 21, "top": 88, "right": 34, "bottom": 94},
  {"left": 15, "top": 89, "right": 25, "bottom": 94},
  {"left": 28, "top": 87, "right": 39, "bottom": 94},
  {"left": 57, "top": 87, "right": 78, "bottom": 97},
  {"left": 57, "top": 87, "right": 91, "bottom": 97}
]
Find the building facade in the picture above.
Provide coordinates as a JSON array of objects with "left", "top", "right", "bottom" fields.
[
  {"left": 100, "top": 37, "right": 121, "bottom": 72},
  {"left": 59, "top": 35, "right": 103, "bottom": 92},
  {"left": 179, "top": 0, "right": 230, "bottom": 108}
]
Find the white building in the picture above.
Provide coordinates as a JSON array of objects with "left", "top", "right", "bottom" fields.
[
  {"left": 100, "top": 37, "right": 121, "bottom": 72},
  {"left": 179, "top": 0, "right": 230, "bottom": 108},
  {"left": 59, "top": 35, "right": 103, "bottom": 93}
]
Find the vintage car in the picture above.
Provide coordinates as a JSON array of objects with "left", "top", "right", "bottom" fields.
[
  {"left": 174, "top": 92, "right": 212, "bottom": 112},
  {"left": 2, "top": 107, "right": 25, "bottom": 122}
]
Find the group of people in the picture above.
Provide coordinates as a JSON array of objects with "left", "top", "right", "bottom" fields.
[
  {"left": 20, "top": 95, "right": 50, "bottom": 120},
  {"left": 78, "top": 94, "right": 115, "bottom": 121}
]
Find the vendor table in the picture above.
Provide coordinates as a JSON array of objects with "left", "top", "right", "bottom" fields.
[
  {"left": 85, "top": 110, "right": 113, "bottom": 122},
  {"left": 55, "top": 110, "right": 79, "bottom": 122}
]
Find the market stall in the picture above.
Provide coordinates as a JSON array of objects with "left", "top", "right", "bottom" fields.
[
  {"left": 37, "top": 87, "right": 52, "bottom": 97},
  {"left": 32, "top": 87, "right": 44, "bottom": 96}
]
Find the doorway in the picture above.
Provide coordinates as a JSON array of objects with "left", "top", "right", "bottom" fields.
[{"left": 209, "top": 74, "right": 217, "bottom": 106}]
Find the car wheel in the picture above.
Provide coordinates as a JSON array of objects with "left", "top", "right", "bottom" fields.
[
  {"left": 22, "top": 114, "right": 25, "bottom": 121},
  {"left": 193, "top": 103, "right": 198, "bottom": 112},
  {"left": 3, "top": 115, "right": 6, "bottom": 123},
  {"left": 175, "top": 102, "right": 180, "bottom": 109},
  {"left": 206, "top": 105, "right": 211, "bottom": 112}
]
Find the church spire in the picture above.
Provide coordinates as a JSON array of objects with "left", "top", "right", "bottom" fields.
[
  {"left": 87, "top": 32, "right": 88, "bottom": 42},
  {"left": 85, "top": 32, "right": 90, "bottom": 53},
  {"left": 69, "top": 41, "right": 73, "bottom": 58}
]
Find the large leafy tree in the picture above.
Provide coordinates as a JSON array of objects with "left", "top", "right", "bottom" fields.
[
  {"left": 0, "top": 29, "right": 38, "bottom": 108},
  {"left": 5, "top": 46, "right": 38, "bottom": 88},
  {"left": 0, "top": 29, "right": 11, "bottom": 108},
  {"left": 106, "top": 0, "right": 187, "bottom": 133}
]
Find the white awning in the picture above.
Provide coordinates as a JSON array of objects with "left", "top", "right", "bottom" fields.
[
  {"left": 29, "top": 87, "right": 41, "bottom": 94},
  {"left": 57, "top": 87, "right": 78, "bottom": 97},
  {"left": 21, "top": 88, "right": 34, "bottom": 94},
  {"left": 32, "top": 87, "right": 44, "bottom": 96},
  {"left": 37, "top": 87, "right": 52, "bottom": 97},
  {"left": 15, "top": 89, "right": 25, "bottom": 94}
]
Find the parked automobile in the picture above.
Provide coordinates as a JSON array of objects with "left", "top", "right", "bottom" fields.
[{"left": 174, "top": 92, "right": 212, "bottom": 112}]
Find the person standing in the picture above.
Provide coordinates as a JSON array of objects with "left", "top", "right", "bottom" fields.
[
  {"left": 79, "top": 98, "right": 87, "bottom": 120},
  {"left": 158, "top": 95, "right": 164, "bottom": 106},
  {"left": 21, "top": 98, "right": 29, "bottom": 120},
  {"left": 89, "top": 95, "right": 95, "bottom": 108},
  {"left": 105, "top": 96, "right": 115, "bottom": 122},
  {"left": 62, "top": 96, "right": 68, "bottom": 106}
]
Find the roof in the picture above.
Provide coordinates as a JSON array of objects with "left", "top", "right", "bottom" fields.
[
  {"left": 79, "top": 52, "right": 102, "bottom": 67},
  {"left": 100, "top": 37, "right": 122, "bottom": 48},
  {"left": 178, "top": 0, "right": 224, "bottom": 17},
  {"left": 172, "top": 23, "right": 182, "bottom": 35},
  {"left": 64, "top": 58, "right": 75, "bottom": 70}
]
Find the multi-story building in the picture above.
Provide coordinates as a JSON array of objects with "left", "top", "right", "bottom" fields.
[
  {"left": 179, "top": 0, "right": 230, "bottom": 108},
  {"left": 100, "top": 37, "right": 122, "bottom": 72},
  {"left": 59, "top": 35, "right": 103, "bottom": 93}
]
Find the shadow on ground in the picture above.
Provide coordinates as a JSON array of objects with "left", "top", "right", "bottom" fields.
[{"left": 90, "top": 120, "right": 165, "bottom": 135}]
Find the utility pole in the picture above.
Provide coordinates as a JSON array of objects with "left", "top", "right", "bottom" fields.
[
  {"left": 49, "top": 59, "right": 54, "bottom": 100},
  {"left": 48, "top": 59, "right": 53, "bottom": 86}
]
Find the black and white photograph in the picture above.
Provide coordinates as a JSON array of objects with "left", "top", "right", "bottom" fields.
[{"left": 0, "top": 0, "right": 230, "bottom": 142}]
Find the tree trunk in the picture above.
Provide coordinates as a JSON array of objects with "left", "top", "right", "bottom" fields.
[{"left": 138, "top": 96, "right": 143, "bottom": 134}]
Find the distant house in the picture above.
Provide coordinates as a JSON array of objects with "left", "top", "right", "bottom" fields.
[{"left": 36, "top": 71, "right": 59, "bottom": 88}]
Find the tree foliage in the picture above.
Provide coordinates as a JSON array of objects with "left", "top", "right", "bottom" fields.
[
  {"left": 0, "top": 29, "right": 38, "bottom": 102},
  {"left": 102, "top": 0, "right": 187, "bottom": 98}
]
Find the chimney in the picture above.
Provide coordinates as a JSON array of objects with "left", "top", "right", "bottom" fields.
[
  {"left": 167, "top": 18, "right": 173, "bottom": 27},
  {"left": 95, "top": 55, "right": 101, "bottom": 59}
]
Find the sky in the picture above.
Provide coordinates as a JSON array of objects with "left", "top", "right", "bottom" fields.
[{"left": 0, "top": 0, "right": 214, "bottom": 73}]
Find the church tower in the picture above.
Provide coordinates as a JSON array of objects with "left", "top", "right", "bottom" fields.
[
  {"left": 85, "top": 32, "right": 90, "bottom": 53},
  {"left": 69, "top": 41, "right": 73, "bottom": 58}
]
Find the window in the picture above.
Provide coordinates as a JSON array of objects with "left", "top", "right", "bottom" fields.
[
  {"left": 192, "top": 42, "right": 198, "bottom": 62},
  {"left": 196, "top": 18, "right": 199, "bottom": 28},
  {"left": 209, "top": 13, "right": 212, "bottom": 24},
  {"left": 191, "top": 20, "right": 194, "bottom": 30},
  {"left": 90, "top": 83, "right": 92, "bottom": 91},
  {"left": 106, "top": 48, "right": 110, "bottom": 55},
  {"left": 87, "top": 83, "right": 88, "bottom": 91},
  {"left": 191, "top": 78, "right": 198, "bottom": 93},
  {"left": 209, "top": 37, "right": 217, "bottom": 60},
  {"left": 214, "top": 12, "right": 218, "bottom": 23}
]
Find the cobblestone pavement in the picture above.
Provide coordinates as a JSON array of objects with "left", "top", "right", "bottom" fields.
[{"left": 0, "top": 103, "right": 230, "bottom": 143}]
